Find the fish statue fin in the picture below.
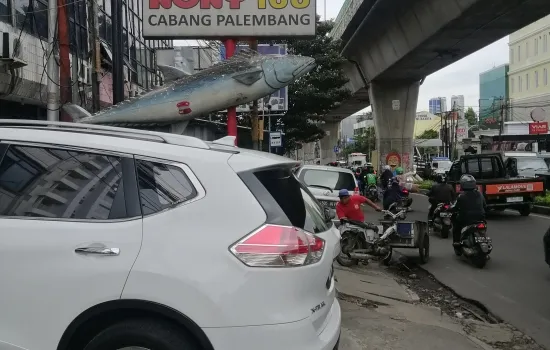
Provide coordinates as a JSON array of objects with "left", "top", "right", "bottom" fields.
[
  {"left": 62, "top": 103, "right": 92, "bottom": 122},
  {"left": 158, "top": 64, "right": 191, "bottom": 83},
  {"left": 232, "top": 68, "right": 263, "bottom": 86}
]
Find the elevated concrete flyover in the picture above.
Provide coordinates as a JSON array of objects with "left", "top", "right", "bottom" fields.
[{"left": 325, "top": 0, "right": 550, "bottom": 169}]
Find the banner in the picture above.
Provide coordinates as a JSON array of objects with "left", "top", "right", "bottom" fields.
[{"left": 529, "top": 122, "right": 548, "bottom": 134}]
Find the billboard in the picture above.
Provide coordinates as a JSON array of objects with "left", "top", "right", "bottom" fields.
[{"left": 143, "top": 0, "right": 316, "bottom": 39}]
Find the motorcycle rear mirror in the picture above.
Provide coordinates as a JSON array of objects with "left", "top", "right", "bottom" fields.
[{"left": 323, "top": 206, "right": 335, "bottom": 221}]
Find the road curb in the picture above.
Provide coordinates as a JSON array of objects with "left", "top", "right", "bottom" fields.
[{"left": 415, "top": 188, "right": 550, "bottom": 216}]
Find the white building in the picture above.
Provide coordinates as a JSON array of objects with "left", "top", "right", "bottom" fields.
[
  {"left": 451, "top": 95, "right": 465, "bottom": 118},
  {"left": 508, "top": 15, "right": 550, "bottom": 122}
]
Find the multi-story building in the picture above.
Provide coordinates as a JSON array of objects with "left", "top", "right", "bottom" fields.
[
  {"left": 451, "top": 95, "right": 465, "bottom": 118},
  {"left": 0, "top": 0, "right": 172, "bottom": 119},
  {"left": 479, "top": 64, "right": 509, "bottom": 130},
  {"left": 429, "top": 97, "right": 447, "bottom": 115},
  {"left": 508, "top": 15, "right": 550, "bottom": 123}
]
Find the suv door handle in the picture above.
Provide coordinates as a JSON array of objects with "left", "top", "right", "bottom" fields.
[{"left": 75, "top": 246, "right": 120, "bottom": 256}]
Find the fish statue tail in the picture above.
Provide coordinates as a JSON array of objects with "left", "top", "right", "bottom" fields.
[{"left": 62, "top": 104, "right": 93, "bottom": 122}]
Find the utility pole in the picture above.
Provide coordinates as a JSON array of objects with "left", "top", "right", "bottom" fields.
[
  {"left": 111, "top": 0, "right": 124, "bottom": 103},
  {"left": 58, "top": 0, "right": 71, "bottom": 122},
  {"left": 46, "top": 0, "right": 59, "bottom": 121},
  {"left": 444, "top": 111, "right": 450, "bottom": 158},
  {"left": 249, "top": 39, "right": 260, "bottom": 150},
  {"left": 498, "top": 98, "right": 505, "bottom": 150},
  {"left": 88, "top": 0, "right": 101, "bottom": 112}
]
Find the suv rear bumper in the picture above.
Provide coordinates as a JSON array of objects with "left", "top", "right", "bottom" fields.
[{"left": 204, "top": 298, "right": 342, "bottom": 350}]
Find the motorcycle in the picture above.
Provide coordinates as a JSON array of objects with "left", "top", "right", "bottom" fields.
[
  {"left": 452, "top": 215, "right": 493, "bottom": 268},
  {"left": 430, "top": 202, "right": 452, "bottom": 238},
  {"left": 366, "top": 185, "right": 379, "bottom": 202},
  {"left": 337, "top": 203, "right": 407, "bottom": 267},
  {"left": 401, "top": 188, "right": 413, "bottom": 211}
]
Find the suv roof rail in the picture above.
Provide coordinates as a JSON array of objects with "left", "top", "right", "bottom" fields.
[{"left": 0, "top": 119, "right": 210, "bottom": 149}]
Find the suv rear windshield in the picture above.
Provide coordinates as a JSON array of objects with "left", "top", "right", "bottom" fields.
[
  {"left": 253, "top": 168, "right": 331, "bottom": 234},
  {"left": 298, "top": 169, "right": 355, "bottom": 191}
]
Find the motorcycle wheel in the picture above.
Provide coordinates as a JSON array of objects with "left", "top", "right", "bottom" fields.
[
  {"left": 382, "top": 247, "right": 393, "bottom": 266},
  {"left": 441, "top": 226, "right": 450, "bottom": 239},
  {"left": 454, "top": 247, "right": 462, "bottom": 256},
  {"left": 471, "top": 254, "right": 487, "bottom": 269},
  {"left": 336, "top": 234, "right": 363, "bottom": 267}
]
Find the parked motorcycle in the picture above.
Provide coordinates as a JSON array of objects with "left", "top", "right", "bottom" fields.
[
  {"left": 430, "top": 202, "right": 452, "bottom": 238},
  {"left": 453, "top": 220, "right": 492, "bottom": 268},
  {"left": 337, "top": 203, "right": 407, "bottom": 267}
]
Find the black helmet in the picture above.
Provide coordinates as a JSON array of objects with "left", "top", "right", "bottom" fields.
[
  {"left": 435, "top": 174, "right": 445, "bottom": 183},
  {"left": 460, "top": 174, "right": 477, "bottom": 191}
]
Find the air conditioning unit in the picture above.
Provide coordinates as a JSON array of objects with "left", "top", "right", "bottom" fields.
[{"left": 0, "top": 32, "right": 27, "bottom": 68}]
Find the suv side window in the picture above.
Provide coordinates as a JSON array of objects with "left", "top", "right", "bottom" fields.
[
  {"left": 0, "top": 144, "right": 127, "bottom": 220},
  {"left": 135, "top": 159, "right": 198, "bottom": 216}
]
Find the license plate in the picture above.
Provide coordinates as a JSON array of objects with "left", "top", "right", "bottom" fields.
[
  {"left": 440, "top": 212, "right": 451, "bottom": 217},
  {"left": 475, "top": 236, "right": 492, "bottom": 243},
  {"left": 506, "top": 196, "right": 523, "bottom": 203},
  {"left": 320, "top": 200, "right": 337, "bottom": 209}
]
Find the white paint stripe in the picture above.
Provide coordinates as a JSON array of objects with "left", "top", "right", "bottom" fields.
[{"left": 411, "top": 192, "right": 550, "bottom": 220}]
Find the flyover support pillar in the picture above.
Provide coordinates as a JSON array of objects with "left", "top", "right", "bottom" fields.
[
  {"left": 319, "top": 121, "right": 340, "bottom": 165},
  {"left": 369, "top": 80, "right": 420, "bottom": 172}
]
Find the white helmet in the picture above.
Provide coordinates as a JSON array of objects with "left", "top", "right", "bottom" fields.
[{"left": 383, "top": 165, "right": 391, "bottom": 170}]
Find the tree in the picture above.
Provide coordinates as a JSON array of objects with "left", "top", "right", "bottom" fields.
[
  {"left": 343, "top": 127, "right": 376, "bottom": 159},
  {"left": 417, "top": 129, "right": 439, "bottom": 139},
  {"left": 269, "top": 19, "right": 352, "bottom": 150},
  {"left": 465, "top": 107, "right": 477, "bottom": 126}
]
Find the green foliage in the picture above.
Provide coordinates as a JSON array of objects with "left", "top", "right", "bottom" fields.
[
  {"left": 343, "top": 127, "right": 376, "bottom": 157},
  {"left": 417, "top": 129, "right": 438, "bottom": 139},
  {"left": 265, "top": 19, "right": 351, "bottom": 149},
  {"left": 465, "top": 107, "right": 477, "bottom": 126},
  {"left": 535, "top": 193, "right": 550, "bottom": 206},
  {"left": 417, "top": 180, "right": 434, "bottom": 190}
]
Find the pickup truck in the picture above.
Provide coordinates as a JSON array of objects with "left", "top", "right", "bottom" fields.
[{"left": 446, "top": 153, "right": 545, "bottom": 216}]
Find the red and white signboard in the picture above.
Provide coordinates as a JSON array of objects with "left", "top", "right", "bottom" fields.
[{"left": 529, "top": 122, "right": 548, "bottom": 134}]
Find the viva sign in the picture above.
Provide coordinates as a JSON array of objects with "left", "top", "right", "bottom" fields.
[{"left": 529, "top": 122, "right": 548, "bottom": 134}]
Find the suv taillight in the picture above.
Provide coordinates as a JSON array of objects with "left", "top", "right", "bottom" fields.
[{"left": 230, "top": 224, "right": 325, "bottom": 267}]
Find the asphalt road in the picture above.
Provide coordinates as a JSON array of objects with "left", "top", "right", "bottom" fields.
[{"left": 364, "top": 194, "right": 550, "bottom": 348}]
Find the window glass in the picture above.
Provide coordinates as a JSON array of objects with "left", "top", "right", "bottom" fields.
[
  {"left": 0, "top": 0, "right": 10, "bottom": 24},
  {"left": 0, "top": 145, "right": 126, "bottom": 220},
  {"left": 299, "top": 169, "right": 355, "bottom": 191},
  {"left": 255, "top": 168, "right": 330, "bottom": 234},
  {"left": 136, "top": 160, "right": 197, "bottom": 215}
]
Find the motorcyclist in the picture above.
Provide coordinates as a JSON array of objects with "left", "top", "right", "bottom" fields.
[
  {"left": 336, "top": 189, "right": 382, "bottom": 223},
  {"left": 380, "top": 165, "right": 393, "bottom": 189},
  {"left": 427, "top": 174, "right": 456, "bottom": 225},
  {"left": 382, "top": 178, "right": 403, "bottom": 210},
  {"left": 451, "top": 174, "right": 487, "bottom": 248}
]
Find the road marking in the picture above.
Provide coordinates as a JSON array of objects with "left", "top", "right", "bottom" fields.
[{"left": 411, "top": 192, "right": 550, "bottom": 220}]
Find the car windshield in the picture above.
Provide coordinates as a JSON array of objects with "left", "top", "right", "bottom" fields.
[
  {"left": 516, "top": 158, "right": 548, "bottom": 171},
  {"left": 299, "top": 169, "right": 356, "bottom": 191}
]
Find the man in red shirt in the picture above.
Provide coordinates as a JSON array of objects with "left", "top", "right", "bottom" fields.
[{"left": 336, "top": 189, "right": 381, "bottom": 222}]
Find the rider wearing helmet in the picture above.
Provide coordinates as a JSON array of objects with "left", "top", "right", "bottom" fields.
[
  {"left": 383, "top": 178, "right": 403, "bottom": 210},
  {"left": 427, "top": 174, "right": 456, "bottom": 225},
  {"left": 452, "top": 174, "right": 487, "bottom": 247},
  {"left": 380, "top": 165, "right": 393, "bottom": 189}
]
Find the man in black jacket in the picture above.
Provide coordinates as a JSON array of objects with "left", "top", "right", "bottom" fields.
[
  {"left": 427, "top": 174, "right": 456, "bottom": 225},
  {"left": 380, "top": 165, "right": 393, "bottom": 189},
  {"left": 452, "top": 174, "right": 487, "bottom": 247}
]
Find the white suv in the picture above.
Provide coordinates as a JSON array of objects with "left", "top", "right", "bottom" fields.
[{"left": 0, "top": 120, "right": 341, "bottom": 350}]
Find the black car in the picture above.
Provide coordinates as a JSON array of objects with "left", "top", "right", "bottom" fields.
[{"left": 545, "top": 227, "right": 550, "bottom": 267}]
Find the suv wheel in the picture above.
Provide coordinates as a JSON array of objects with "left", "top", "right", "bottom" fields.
[{"left": 83, "top": 318, "right": 199, "bottom": 350}]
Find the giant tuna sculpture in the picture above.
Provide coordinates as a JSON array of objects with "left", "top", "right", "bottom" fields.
[{"left": 63, "top": 49, "right": 315, "bottom": 127}]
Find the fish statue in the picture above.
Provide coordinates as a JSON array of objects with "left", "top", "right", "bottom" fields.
[{"left": 63, "top": 49, "right": 316, "bottom": 127}]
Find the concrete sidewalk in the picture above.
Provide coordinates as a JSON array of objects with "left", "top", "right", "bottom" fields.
[{"left": 336, "top": 264, "right": 494, "bottom": 350}]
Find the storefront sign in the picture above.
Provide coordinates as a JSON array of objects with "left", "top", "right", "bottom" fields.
[
  {"left": 143, "top": 0, "right": 317, "bottom": 38},
  {"left": 529, "top": 122, "right": 548, "bottom": 134},
  {"left": 485, "top": 182, "right": 544, "bottom": 195}
]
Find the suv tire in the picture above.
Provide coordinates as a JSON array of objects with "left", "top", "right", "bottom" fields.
[
  {"left": 83, "top": 318, "right": 199, "bottom": 350},
  {"left": 519, "top": 206, "right": 531, "bottom": 217}
]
